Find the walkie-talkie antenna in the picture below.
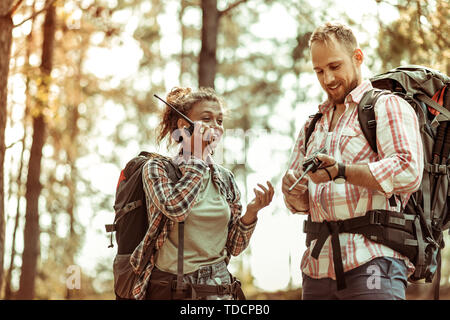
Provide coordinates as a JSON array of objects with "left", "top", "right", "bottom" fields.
[
  {"left": 153, "top": 94, "right": 194, "bottom": 126},
  {"left": 288, "top": 164, "right": 312, "bottom": 192}
]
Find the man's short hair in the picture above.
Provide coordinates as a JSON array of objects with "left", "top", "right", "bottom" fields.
[{"left": 309, "top": 22, "right": 358, "bottom": 55}]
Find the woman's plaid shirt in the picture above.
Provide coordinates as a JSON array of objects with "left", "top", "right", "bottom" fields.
[
  {"left": 130, "top": 155, "right": 257, "bottom": 300},
  {"left": 288, "top": 80, "right": 424, "bottom": 281}
]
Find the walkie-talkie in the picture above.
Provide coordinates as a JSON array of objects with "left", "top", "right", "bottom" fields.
[
  {"left": 154, "top": 94, "right": 195, "bottom": 142},
  {"left": 288, "top": 147, "right": 327, "bottom": 192}
]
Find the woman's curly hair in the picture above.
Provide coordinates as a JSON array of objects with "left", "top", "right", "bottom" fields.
[{"left": 157, "top": 87, "right": 223, "bottom": 147}]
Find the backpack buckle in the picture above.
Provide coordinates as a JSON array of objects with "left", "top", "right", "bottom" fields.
[
  {"left": 363, "top": 104, "right": 374, "bottom": 111},
  {"left": 367, "top": 120, "right": 377, "bottom": 129},
  {"left": 217, "top": 284, "right": 226, "bottom": 295},
  {"left": 404, "top": 93, "right": 414, "bottom": 103},
  {"left": 434, "top": 164, "right": 447, "bottom": 175},
  {"left": 105, "top": 224, "right": 116, "bottom": 232},
  {"left": 426, "top": 237, "right": 440, "bottom": 249},
  {"left": 369, "top": 211, "right": 382, "bottom": 225}
]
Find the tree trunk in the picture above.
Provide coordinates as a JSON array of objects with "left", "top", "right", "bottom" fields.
[
  {"left": 198, "top": 0, "right": 219, "bottom": 88},
  {"left": 0, "top": 0, "right": 15, "bottom": 295},
  {"left": 179, "top": 0, "right": 188, "bottom": 84},
  {"left": 17, "top": 0, "right": 56, "bottom": 300},
  {"left": 4, "top": 3, "right": 36, "bottom": 298},
  {"left": 4, "top": 134, "right": 26, "bottom": 300},
  {"left": 198, "top": 0, "right": 248, "bottom": 88}
]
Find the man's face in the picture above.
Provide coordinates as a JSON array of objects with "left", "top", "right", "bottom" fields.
[{"left": 311, "top": 36, "right": 362, "bottom": 105}]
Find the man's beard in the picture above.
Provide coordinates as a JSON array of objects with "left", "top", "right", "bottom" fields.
[{"left": 327, "top": 68, "right": 359, "bottom": 105}]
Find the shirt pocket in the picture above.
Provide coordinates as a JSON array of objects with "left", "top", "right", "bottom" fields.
[{"left": 339, "top": 126, "right": 369, "bottom": 163}]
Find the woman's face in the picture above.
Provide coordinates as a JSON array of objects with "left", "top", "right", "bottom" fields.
[{"left": 179, "top": 99, "right": 224, "bottom": 152}]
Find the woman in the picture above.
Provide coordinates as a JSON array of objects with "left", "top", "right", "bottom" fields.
[{"left": 130, "top": 87, "right": 274, "bottom": 300}]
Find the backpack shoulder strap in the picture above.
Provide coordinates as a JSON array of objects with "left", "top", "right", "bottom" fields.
[
  {"left": 304, "top": 112, "right": 323, "bottom": 153},
  {"left": 141, "top": 151, "right": 182, "bottom": 182},
  {"left": 357, "top": 89, "right": 391, "bottom": 154},
  {"left": 417, "top": 93, "right": 450, "bottom": 124},
  {"left": 210, "top": 164, "right": 235, "bottom": 266},
  {"left": 214, "top": 165, "right": 234, "bottom": 194},
  {"left": 165, "top": 159, "right": 183, "bottom": 181}
]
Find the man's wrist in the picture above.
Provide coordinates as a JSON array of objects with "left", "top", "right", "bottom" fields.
[
  {"left": 333, "top": 162, "right": 347, "bottom": 184},
  {"left": 329, "top": 162, "right": 339, "bottom": 180}
]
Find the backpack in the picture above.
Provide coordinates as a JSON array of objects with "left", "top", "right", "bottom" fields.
[
  {"left": 105, "top": 151, "right": 181, "bottom": 299},
  {"left": 303, "top": 65, "right": 450, "bottom": 298},
  {"left": 106, "top": 151, "right": 246, "bottom": 300}
]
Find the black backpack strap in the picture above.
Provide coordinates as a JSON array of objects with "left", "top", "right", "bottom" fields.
[
  {"left": 114, "top": 200, "right": 143, "bottom": 224},
  {"left": 434, "top": 250, "right": 442, "bottom": 300},
  {"left": 357, "top": 89, "right": 391, "bottom": 154},
  {"left": 309, "top": 218, "right": 347, "bottom": 290},
  {"left": 175, "top": 221, "right": 185, "bottom": 298},
  {"left": 430, "top": 119, "right": 450, "bottom": 226},
  {"left": 304, "top": 113, "right": 323, "bottom": 153},
  {"left": 161, "top": 157, "right": 182, "bottom": 181}
]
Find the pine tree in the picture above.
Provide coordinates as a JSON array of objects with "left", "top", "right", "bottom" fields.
[
  {"left": 0, "top": 0, "right": 16, "bottom": 295},
  {"left": 17, "top": 0, "right": 56, "bottom": 299}
]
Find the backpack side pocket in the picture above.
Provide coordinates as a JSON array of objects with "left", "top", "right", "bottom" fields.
[{"left": 113, "top": 254, "right": 138, "bottom": 299}]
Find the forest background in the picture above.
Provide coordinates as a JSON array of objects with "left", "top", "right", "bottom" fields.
[{"left": 0, "top": 0, "right": 449, "bottom": 300}]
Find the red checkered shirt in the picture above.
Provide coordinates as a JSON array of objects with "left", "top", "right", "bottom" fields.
[
  {"left": 130, "top": 154, "right": 257, "bottom": 300},
  {"left": 288, "top": 80, "right": 423, "bottom": 280}
]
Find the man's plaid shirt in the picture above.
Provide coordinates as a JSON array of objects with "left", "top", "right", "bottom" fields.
[
  {"left": 288, "top": 80, "right": 424, "bottom": 281},
  {"left": 130, "top": 154, "right": 257, "bottom": 300}
]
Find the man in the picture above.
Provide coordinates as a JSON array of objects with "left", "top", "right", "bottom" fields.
[{"left": 282, "top": 22, "right": 423, "bottom": 300}]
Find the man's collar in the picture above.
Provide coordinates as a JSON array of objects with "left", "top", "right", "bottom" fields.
[
  {"left": 346, "top": 79, "right": 373, "bottom": 105},
  {"left": 318, "top": 100, "right": 334, "bottom": 114}
]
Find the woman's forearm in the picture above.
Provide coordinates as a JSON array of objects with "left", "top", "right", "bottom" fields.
[{"left": 241, "top": 209, "right": 257, "bottom": 225}]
